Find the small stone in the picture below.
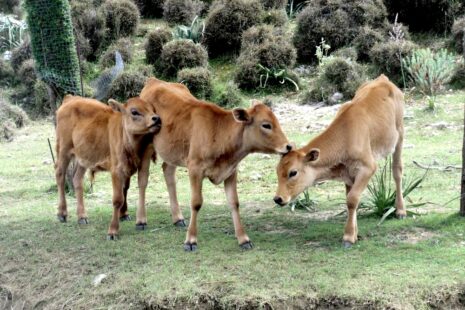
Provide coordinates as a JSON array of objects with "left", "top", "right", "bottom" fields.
[{"left": 93, "top": 274, "right": 107, "bottom": 287}]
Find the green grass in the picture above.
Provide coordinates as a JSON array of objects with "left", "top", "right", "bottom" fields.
[{"left": 1, "top": 89, "right": 464, "bottom": 308}]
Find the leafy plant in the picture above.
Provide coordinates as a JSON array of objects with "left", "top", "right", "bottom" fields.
[
  {"left": 315, "top": 37, "right": 331, "bottom": 65},
  {"left": 173, "top": 16, "right": 205, "bottom": 44},
  {"left": 286, "top": 0, "right": 306, "bottom": 19},
  {"left": 0, "top": 14, "right": 27, "bottom": 52},
  {"left": 402, "top": 48, "right": 456, "bottom": 110},
  {"left": 257, "top": 64, "right": 299, "bottom": 91},
  {"left": 360, "top": 158, "right": 427, "bottom": 225},
  {"left": 289, "top": 190, "right": 317, "bottom": 212}
]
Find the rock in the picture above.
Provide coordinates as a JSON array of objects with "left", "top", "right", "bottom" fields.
[
  {"left": 430, "top": 121, "right": 448, "bottom": 130},
  {"left": 327, "top": 92, "right": 343, "bottom": 105},
  {"left": 93, "top": 274, "right": 107, "bottom": 287}
]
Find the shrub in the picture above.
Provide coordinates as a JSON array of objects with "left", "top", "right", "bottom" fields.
[
  {"left": 260, "top": 0, "right": 286, "bottom": 9},
  {"left": 0, "top": 96, "right": 29, "bottom": 142},
  {"left": 235, "top": 25, "right": 297, "bottom": 90},
  {"left": 18, "top": 59, "right": 37, "bottom": 88},
  {"left": 177, "top": 67, "right": 212, "bottom": 99},
  {"left": 211, "top": 81, "right": 244, "bottom": 108},
  {"left": 402, "top": 48, "right": 456, "bottom": 105},
  {"left": 451, "top": 61, "right": 465, "bottom": 89},
  {"left": 333, "top": 47, "right": 358, "bottom": 60},
  {"left": 145, "top": 27, "right": 172, "bottom": 65},
  {"left": 10, "top": 39, "right": 32, "bottom": 72},
  {"left": 304, "top": 56, "right": 365, "bottom": 104},
  {"left": 0, "top": 59, "right": 16, "bottom": 86},
  {"left": 31, "top": 80, "right": 53, "bottom": 117},
  {"left": 203, "top": 0, "right": 263, "bottom": 57},
  {"left": 369, "top": 40, "right": 417, "bottom": 86},
  {"left": 262, "top": 9, "right": 288, "bottom": 27},
  {"left": 451, "top": 17, "right": 465, "bottom": 54},
  {"left": 71, "top": 1, "right": 107, "bottom": 60},
  {"left": 133, "top": 0, "right": 164, "bottom": 17},
  {"left": 293, "top": 0, "right": 388, "bottom": 63},
  {"left": 101, "top": 0, "right": 140, "bottom": 40},
  {"left": 163, "top": 0, "right": 202, "bottom": 25},
  {"left": 107, "top": 71, "right": 148, "bottom": 101},
  {"left": 100, "top": 38, "right": 133, "bottom": 67},
  {"left": 384, "top": 0, "right": 464, "bottom": 33},
  {"left": 158, "top": 39, "right": 208, "bottom": 77},
  {"left": 353, "top": 26, "right": 385, "bottom": 62}
]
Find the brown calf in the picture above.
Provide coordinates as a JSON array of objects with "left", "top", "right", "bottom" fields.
[
  {"left": 140, "top": 78, "right": 291, "bottom": 251},
  {"left": 274, "top": 75, "right": 405, "bottom": 247},
  {"left": 55, "top": 95, "right": 161, "bottom": 239}
]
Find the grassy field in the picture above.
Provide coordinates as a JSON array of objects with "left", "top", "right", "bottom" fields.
[{"left": 0, "top": 88, "right": 464, "bottom": 309}]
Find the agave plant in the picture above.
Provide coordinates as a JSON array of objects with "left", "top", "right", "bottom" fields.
[
  {"left": 0, "top": 14, "right": 27, "bottom": 52},
  {"left": 286, "top": 0, "right": 306, "bottom": 19},
  {"left": 288, "top": 190, "right": 317, "bottom": 212},
  {"left": 173, "top": 16, "right": 205, "bottom": 44},
  {"left": 257, "top": 64, "right": 299, "bottom": 91}
]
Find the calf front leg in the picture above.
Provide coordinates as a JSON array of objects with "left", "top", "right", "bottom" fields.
[
  {"left": 135, "top": 148, "right": 153, "bottom": 230},
  {"left": 224, "top": 171, "right": 252, "bottom": 250},
  {"left": 343, "top": 164, "right": 376, "bottom": 247},
  {"left": 162, "top": 162, "right": 185, "bottom": 227},
  {"left": 184, "top": 168, "right": 203, "bottom": 251},
  {"left": 107, "top": 172, "right": 126, "bottom": 240},
  {"left": 73, "top": 164, "right": 88, "bottom": 224},
  {"left": 119, "top": 178, "right": 131, "bottom": 221}
]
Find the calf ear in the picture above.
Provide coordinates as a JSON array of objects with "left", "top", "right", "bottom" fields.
[
  {"left": 305, "top": 148, "right": 320, "bottom": 163},
  {"left": 108, "top": 99, "right": 124, "bottom": 113},
  {"left": 232, "top": 108, "right": 251, "bottom": 123}
]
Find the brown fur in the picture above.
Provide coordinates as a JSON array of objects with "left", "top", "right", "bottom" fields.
[
  {"left": 140, "top": 78, "right": 291, "bottom": 249},
  {"left": 54, "top": 95, "right": 160, "bottom": 238},
  {"left": 274, "top": 75, "right": 405, "bottom": 246}
]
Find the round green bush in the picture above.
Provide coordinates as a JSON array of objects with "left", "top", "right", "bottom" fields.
[
  {"left": 158, "top": 39, "right": 208, "bottom": 77},
  {"left": 133, "top": 0, "right": 164, "bottom": 17},
  {"left": 293, "top": 0, "right": 388, "bottom": 63},
  {"left": 451, "top": 17, "right": 465, "bottom": 54},
  {"left": 260, "top": 0, "right": 286, "bottom": 9},
  {"left": 353, "top": 26, "right": 385, "bottom": 62},
  {"left": 100, "top": 38, "right": 133, "bottom": 68},
  {"left": 177, "top": 67, "right": 212, "bottom": 99},
  {"left": 102, "top": 0, "right": 140, "bottom": 40},
  {"left": 0, "top": 97, "right": 29, "bottom": 142},
  {"left": 0, "top": 59, "right": 16, "bottom": 86},
  {"left": 145, "top": 27, "right": 172, "bottom": 65},
  {"left": 304, "top": 57, "right": 365, "bottom": 104},
  {"left": 18, "top": 59, "right": 37, "bottom": 88},
  {"left": 451, "top": 61, "right": 465, "bottom": 89},
  {"left": 203, "top": 0, "right": 263, "bottom": 57},
  {"left": 10, "top": 39, "right": 32, "bottom": 72},
  {"left": 369, "top": 40, "right": 417, "bottom": 86},
  {"left": 163, "top": 0, "right": 203, "bottom": 25},
  {"left": 211, "top": 81, "right": 244, "bottom": 108},
  {"left": 31, "top": 80, "right": 53, "bottom": 118},
  {"left": 107, "top": 71, "right": 148, "bottom": 101},
  {"left": 71, "top": 1, "right": 107, "bottom": 60},
  {"left": 262, "top": 9, "right": 288, "bottom": 27}
]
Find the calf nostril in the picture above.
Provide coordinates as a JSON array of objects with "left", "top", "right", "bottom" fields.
[
  {"left": 273, "top": 196, "right": 283, "bottom": 205},
  {"left": 286, "top": 144, "right": 292, "bottom": 151},
  {"left": 152, "top": 116, "right": 161, "bottom": 124}
]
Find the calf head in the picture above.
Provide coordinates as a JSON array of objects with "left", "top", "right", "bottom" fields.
[
  {"left": 109, "top": 98, "right": 161, "bottom": 135},
  {"left": 273, "top": 148, "right": 320, "bottom": 206},
  {"left": 233, "top": 101, "right": 291, "bottom": 154}
]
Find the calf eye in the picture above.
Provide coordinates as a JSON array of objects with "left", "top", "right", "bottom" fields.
[
  {"left": 288, "top": 170, "right": 297, "bottom": 178},
  {"left": 261, "top": 123, "right": 272, "bottom": 130},
  {"left": 131, "top": 109, "right": 140, "bottom": 116}
]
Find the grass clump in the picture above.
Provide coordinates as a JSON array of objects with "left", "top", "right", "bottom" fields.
[
  {"left": 451, "top": 17, "right": 465, "bottom": 55},
  {"left": 0, "top": 96, "right": 29, "bottom": 142},
  {"left": 353, "top": 26, "right": 385, "bottom": 62},
  {"left": 260, "top": 0, "right": 286, "bottom": 9},
  {"left": 100, "top": 38, "right": 133, "bottom": 68},
  {"left": 107, "top": 71, "right": 148, "bottom": 101},
  {"left": 101, "top": 0, "right": 140, "bottom": 41},
  {"left": 163, "top": 0, "right": 203, "bottom": 25},
  {"left": 10, "top": 39, "right": 32, "bottom": 72},
  {"left": 158, "top": 39, "right": 208, "bottom": 77},
  {"left": 262, "top": 9, "right": 288, "bottom": 27},
  {"left": 203, "top": 0, "right": 263, "bottom": 57},
  {"left": 177, "top": 67, "right": 212, "bottom": 99},
  {"left": 145, "top": 27, "right": 172, "bottom": 65},
  {"left": 17, "top": 59, "right": 36, "bottom": 89},
  {"left": 211, "top": 81, "right": 244, "bottom": 108},
  {"left": 0, "top": 59, "right": 16, "bottom": 86}
]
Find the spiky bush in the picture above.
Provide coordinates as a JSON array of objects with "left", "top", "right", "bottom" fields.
[
  {"left": 293, "top": 0, "right": 388, "bottom": 63},
  {"left": 177, "top": 67, "right": 212, "bottom": 99},
  {"left": 211, "top": 81, "right": 244, "bottom": 108},
  {"left": 402, "top": 48, "right": 456, "bottom": 97},
  {"left": 451, "top": 61, "right": 465, "bottom": 89},
  {"left": 133, "top": 0, "right": 164, "bottom": 17},
  {"left": 260, "top": 0, "right": 286, "bottom": 9},
  {"left": 0, "top": 97, "right": 29, "bottom": 142},
  {"left": 145, "top": 27, "right": 172, "bottom": 65},
  {"left": 0, "top": 59, "right": 16, "bottom": 86},
  {"left": 369, "top": 40, "right": 417, "bottom": 86},
  {"left": 451, "top": 17, "right": 465, "bottom": 54},
  {"left": 10, "top": 39, "right": 32, "bottom": 72},
  {"left": 31, "top": 80, "right": 53, "bottom": 117},
  {"left": 158, "top": 39, "right": 208, "bottom": 77},
  {"left": 102, "top": 0, "right": 140, "bottom": 40},
  {"left": 203, "top": 0, "right": 263, "bottom": 57},
  {"left": 18, "top": 59, "right": 37, "bottom": 88},
  {"left": 71, "top": 0, "right": 107, "bottom": 60},
  {"left": 107, "top": 71, "right": 148, "bottom": 101},
  {"left": 163, "top": 0, "right": 202, "bottom": 25},
  {"left": 353, "top": 26, "right": 385, "bottom": 62},
  {"left": 304, "top": 57, "right": 365, "bottom": 104},
  {"left": 262, "top": 9, "right": 288, "bottom": 27},
  {"left": 235, "top": 25, "right": 297, "bottom": 90},
  {"left": 100, "top": 38, "right": 133, "bottom": 67}
]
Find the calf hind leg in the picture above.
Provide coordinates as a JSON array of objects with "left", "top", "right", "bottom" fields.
[
  {"left": 73, "top": 164, "right": 89, "bottom": 224},
  {"left": 119, "top": 178, "right": 132, "bottom": 221},
  {"left": 393, "top": 132, "right": 406, "bottom": 219},
  {"left": 162, "top": 162, "right": 186, "bottom": 227},
  {"left": 184, "top": 169, "right": 203, "bottom": 251},
  {"left": 55, "top": 148, "right": 72, "bottom": 223}
]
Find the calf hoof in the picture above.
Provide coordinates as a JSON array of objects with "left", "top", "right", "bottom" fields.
[
  {"left": 119, "top": 214, "right": 132, "bottom": 221},
  {"left": 135, "top": 223, "right": 147, "bottom": 231},
  {"left": 78, "top": 218, "right": 89, "bottom": 225},
  {"left": 342, "top": 241, "right": 353, "bottom": 249},
  {"left": 107, "top": 234, "right": 118, "bottom": 241},
  {"left": 183, "top": 242, "right": 197, "bottom": 252},
  {"left": 397, "top": 214, "right": 407, "bottom": 220},
  {"left": 239, "top": 241, "right": 254, "bottom": 250},
  {"left": 174, "top": 219, "right": 187, "bottom": 227},
  {"left": 57, "top": 215, "right": 67, "bottom": 223}
]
